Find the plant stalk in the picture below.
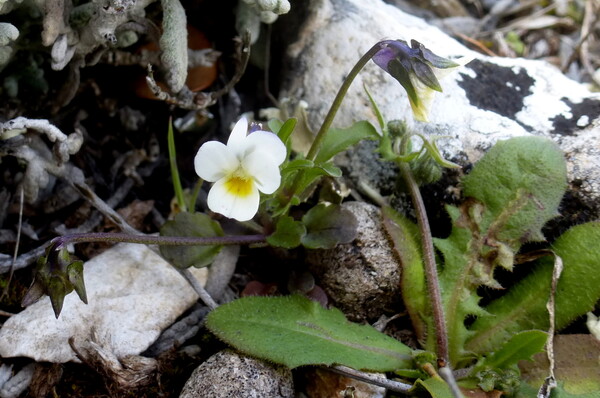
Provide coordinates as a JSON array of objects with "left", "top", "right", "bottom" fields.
[
  {"left": 398, "top": 161, "right": 449, "bottom": 365},
  {"left": 51, "top": 232, "right": 266, "bottom": 251},
  {"left": 305, "top": 42, "right": 384, "bottom": 162},
  {"left": 331, "top": 365, "right": 412, "bottom": 393},
  {"left": 285, "top": 42, "right": 385, "bottom": 206}
]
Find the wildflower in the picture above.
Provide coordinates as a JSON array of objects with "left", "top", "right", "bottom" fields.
[
  {"left": 372, "top": 39, "right": 469, "bottom": 122},
  {"left": 194, "top": 117, "right": 286, "bottom": 221}
]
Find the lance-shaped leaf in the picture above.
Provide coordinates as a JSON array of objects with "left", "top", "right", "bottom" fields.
[
  {"left": 314, "top": 121, "right": 379, "bottom": 164},
  {"left": 470, "top": 330, "right": 548, "bottom": 378},
  {"left": 206, "top": 295, "right": 414, "bottom": 371},
  {"left": 382, "top": 207, "right": 431, "bottom": 348}
]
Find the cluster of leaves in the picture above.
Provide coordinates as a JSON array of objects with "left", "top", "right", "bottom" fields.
[
  {"left": 264, "top": 119, "right": 381, "bottom": 249},
  {"left": 30, "top": 112, "right": 600, "bottom": 396},
  {"left": 25, "top": 34, "right": 600, "bottom": 397},
  {"left": 205, "top": 133, "right": 600, "bottom": 396},
  {"left": 159, "top": 117, "right": 381, "bottom": 267}
]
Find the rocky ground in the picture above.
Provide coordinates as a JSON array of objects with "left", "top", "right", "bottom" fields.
[{"left": 0, "top": 0, "right": 599, "bottom": 397}]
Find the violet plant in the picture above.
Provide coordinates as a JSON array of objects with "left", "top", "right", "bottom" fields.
[{"left": 25, "top": 39, "right": 600, "bottom": 397}]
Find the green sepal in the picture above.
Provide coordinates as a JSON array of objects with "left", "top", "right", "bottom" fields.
[
  {"left": 22, "top": 244, "right": 87, "bottom": 318},
  {"left": 66, "top": 260, "right": 87, "bottom": 304},
  {"left": 46, "top": 275, "right": 70, "bottom": 319},
  {"left": 387, "top": 58, "right": 420, "bottom": 110}
]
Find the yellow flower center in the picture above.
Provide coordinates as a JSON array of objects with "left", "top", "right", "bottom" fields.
[{"left": 224, "top": 175, "right": 253, "bottom": 197}]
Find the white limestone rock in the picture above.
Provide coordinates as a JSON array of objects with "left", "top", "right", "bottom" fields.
[
  {"left": 0, "top": 243, "right": 207, "bottom": 363},
  {"left": 281, "top": 0, "right": 600, "bottom": 212}
]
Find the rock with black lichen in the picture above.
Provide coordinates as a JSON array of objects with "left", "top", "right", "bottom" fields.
[{"left": 281, "top": 0, "right": 600, "bottom": 218}]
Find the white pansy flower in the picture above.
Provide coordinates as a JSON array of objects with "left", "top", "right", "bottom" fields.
[{"left": 194, "top": 117, "right": 286, "bottom": 221}]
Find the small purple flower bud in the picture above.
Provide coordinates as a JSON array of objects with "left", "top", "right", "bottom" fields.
[
  {"left": 249, "top": 122, "right": 263, "bottom": 134},
  {"left": 372, "top": 39, "right": 466, "bottom": 122}
]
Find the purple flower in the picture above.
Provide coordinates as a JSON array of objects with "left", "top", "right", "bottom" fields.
[{"left": 373, "top": 39, "right": 470, "bottom": 122}]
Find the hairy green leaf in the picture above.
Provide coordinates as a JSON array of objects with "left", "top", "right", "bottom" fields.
[
  {"left": 467, "top": 222, "right": 600, "bottom": 354},
  {"left": 160, "top": 212, "right": 223, "bottom": 268},
  {"left": 462, "top": 136, "right": 566, "bottom": 245},
  {"left": 314, "top": 121, "right": 379, "bottom": 164},
  {"left": 381, "top": 206, "right": 431, "bottom": 348},
  {"left": 473, "top": 331, "right": 548, "bottom": 373},
  {"left": 436, "top": 137, "right": 567, "bottom": 365},
  {"left": 301, "top": 203, "right": 357, "bottom": 249},
  {"left": 206, "top": 295, "right": 413, "bottom": 371}
]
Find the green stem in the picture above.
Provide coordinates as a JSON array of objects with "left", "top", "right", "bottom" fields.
[
  {"left": 398, "top": 161, "right": 449, "bottom": 366},
  {"left": 305, "top": 42, "right": 384, "bottom": 161},
  {"left": 189, "top": 177, "right": 204, "bottom": 211},
  {"left": 168, "top": 117, "right": 187, "bottom": 212},
  {"left": 284, "top": 42, "right": 385, "bottom": 205},
  {"left": 51, "top": 232, "right": 266, "bottom": 251}
]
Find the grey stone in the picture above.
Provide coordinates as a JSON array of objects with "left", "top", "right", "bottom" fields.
[
  {"left": 0, "top": 244, "right": 208, "bottom": 363},
  {"left": 179, "top": 350, "right": 294, "bottom": 398},
  {"left": 306, "top": 201, "right": 401, "bottom": 322}
]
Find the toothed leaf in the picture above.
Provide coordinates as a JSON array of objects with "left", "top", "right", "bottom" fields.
[{"left": 467, "top": 222, "right": 600, "bottom": 354}]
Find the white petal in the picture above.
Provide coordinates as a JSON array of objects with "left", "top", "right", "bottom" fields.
[
  {"left": 194, "top": 141, "right": 239, "bottom": 182},
  {"left": 227, "top": 117, "right": 249, "bottom": 158},
  {"left": 207, "top": 178, "right": 260, "bottom": 221},
  {"left": 242, "top": 131, "right": 287, "bottom": 165},
  {"left": 243, "top": 151, "right": 281, "bottom": 194}
]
